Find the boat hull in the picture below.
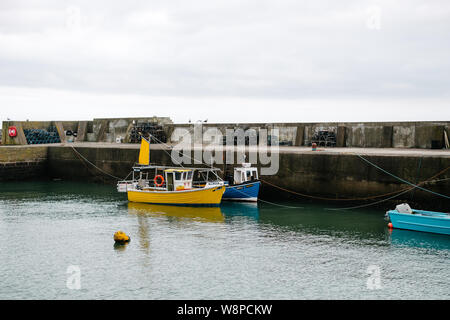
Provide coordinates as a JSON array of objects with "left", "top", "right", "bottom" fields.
[
  {"left": 223, "top": 181, "right": 260, "bottom": 202},
  {"left": 388, "top": 210, "right": 450, "bottom": 235},
  {"left": 127, "top": 186, "right": 225, "bottom": 206}
]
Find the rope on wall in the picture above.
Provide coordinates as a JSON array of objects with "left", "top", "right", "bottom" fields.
[{"left": 70, "top": 145, "right": 131, "bottom": 181}]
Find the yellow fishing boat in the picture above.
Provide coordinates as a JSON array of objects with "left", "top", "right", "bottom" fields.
[
  {"left": 117, "top": 137, "right": 225, "bottom": 206},
  {"left": 127, "top": 179, "right": 225, "bottom": 206}
]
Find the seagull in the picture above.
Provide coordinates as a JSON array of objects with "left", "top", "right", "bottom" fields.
[{"left": 188, "top": 119, "right": 191, "bottom": 123}]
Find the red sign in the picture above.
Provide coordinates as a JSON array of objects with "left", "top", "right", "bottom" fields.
[{"left": 8, "top": 126, "right": 17, "bottom": 137}]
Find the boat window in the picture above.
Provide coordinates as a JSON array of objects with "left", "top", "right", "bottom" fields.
[
  {"left": 200, "top": 172, "right": 209, "bottom": 181},
  {"left": 175, "top": 172, "right": 182, "bottom": 180},
  {"left": 187, "top": 171, "right": 193, "bottom": 180},
  {"left": 246, "top": 170, "right": 252, "bottom": 178}
]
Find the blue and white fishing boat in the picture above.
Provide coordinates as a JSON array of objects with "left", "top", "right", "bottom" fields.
[
  {"left": 222, "top": 163, "right": 260, "bottom": 202},
  {"left": 386, "top": 203, "right": 450, "bottom": 235}
]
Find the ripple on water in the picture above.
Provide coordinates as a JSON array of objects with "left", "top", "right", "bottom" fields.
[{"left": 0, "top": 181, "right": 449, "bottom": 299}]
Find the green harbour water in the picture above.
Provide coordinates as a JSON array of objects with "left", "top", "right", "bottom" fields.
[{"left": 0, "top": 181, "right": 449, "bottom": 300}]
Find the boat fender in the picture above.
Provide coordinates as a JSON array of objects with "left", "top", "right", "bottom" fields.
[
  {"left": 395, "top": 203, "right": 412, "bottom": 214},
  {"left": 154, "top": 175, "right": 164, "bottom": 187},
  {"left": 114, "top": 231, "right": 130, "bottom": 244}
]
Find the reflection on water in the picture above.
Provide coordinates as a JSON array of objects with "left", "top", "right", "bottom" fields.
[
  {"left": 127, "top": 201, "right": 261, "bottom": 224},
  {"left": 258, "top": 203, "right": 388, "bottom": 244},
  {"left": 127, "top": 202, "right": 225, "bottom": 223},
  {"left": 221, "top": 202, "right": 259, "bottom": 221},
  {"left": 113, "top": 241, "right": 130, "bottom": 251},
  {"left": 127, "top": 202, "right": 261, "bottom": 259},
  {"left": 388, "top": 228, "right": 450, "bottom": 250},
  {"left": 1, "top": 181, "right": 449, "bottom": 300}
]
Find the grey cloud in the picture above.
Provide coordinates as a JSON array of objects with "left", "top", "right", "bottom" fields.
[{"left": 0, "top": 0, "right": 449, "bottom": 102}]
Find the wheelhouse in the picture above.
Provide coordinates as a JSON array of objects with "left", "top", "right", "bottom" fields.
[
  {"left": 164, "top": 168, "right": 193, "bottom": 191},
  {"left": 117, "top": 165, "right": 223, "bottom": 192},
  {"left": 233, "top": 163, "right": 259, "bottom": 185}
]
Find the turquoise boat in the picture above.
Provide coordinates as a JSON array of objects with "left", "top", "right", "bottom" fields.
[{"left": 387, "top": 203, "right": 450, "bottom": 235}]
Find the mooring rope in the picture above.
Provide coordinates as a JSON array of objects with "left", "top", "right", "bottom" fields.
[
  {"left": 355, "top": 154, "right": 450, "bottom": 200},
  {"left": 147, "top": 133, "right": 302, "bottom": 209},
  {"left": 260, "top": 179, "right": 410, "bottom": 201},
  {"left": 150, "top": 134, "right": 450, "bottom": 207},
  {"left": 410, "top": 157, "right": 423, "bottom": 200},
  {"left": 70, "top": 135, "right": 450, "bottom": 210},
  {"left": 256, "top": 198, "right": 304, "bottom": 209},
  {"left": 70, "top": 145, "right": 131, "bottom": 181},
  {"left": 148, "top": 134, "right": 302, "bottom": 209},
  {"left": 229, "top": 184, "right": 304, "bottom": 209},
  {"left": 326, "top": 159, "right": 450, "bottom": 210},
  {"left": 260, "top": 154, "right": 450, "bottom": 203},
  {"left": 325, "top": 188, "right": 414, "bottom": 211}
]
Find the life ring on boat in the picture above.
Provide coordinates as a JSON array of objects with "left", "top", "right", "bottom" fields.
[{"left": 154, "top": 175, "right": 164, "bottom": 187}]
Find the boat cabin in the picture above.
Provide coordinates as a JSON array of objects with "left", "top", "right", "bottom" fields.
[
  {"left": 117, "top": 165, "right": 224, "bottom": 193},
  {"left": 233, "top": 163, "right": 259, "bottom": 185},
  {"left": 194, "top": 168, "right": 223, "bottom": 187},
  {"left": 164, "top": 169, "right": 193, "bottom": 191}
]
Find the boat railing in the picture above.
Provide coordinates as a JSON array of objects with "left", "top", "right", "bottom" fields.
[
  {"left": 193, "top": 180, "right": 224, "bottom": 187},
  {"left": 391, "top": 209, "right": 449, "bottom": 218},
  {"left": 119, "top": 179, "right": 223, "bottom": 192},
  {"left": 117, "top": 180, "right": 137, "bottom": 192}
]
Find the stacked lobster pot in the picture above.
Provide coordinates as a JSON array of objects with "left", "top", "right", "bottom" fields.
[
  {"left": 129, "top": 122, "right": 167, "bottom": 144},
  {"left": 308, "top": 130, "right": 337, "bottom": 147},
  {"left": 24, "top": 126, "right": 61, "bottom": 144}
]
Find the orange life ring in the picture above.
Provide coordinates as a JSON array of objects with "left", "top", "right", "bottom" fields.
[{"left": 154, "top": 175, "right": 164, "bottom": 187}]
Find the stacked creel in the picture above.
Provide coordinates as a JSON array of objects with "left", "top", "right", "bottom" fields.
[
  {"left": 129, "top": 122, "right": 167, "bottom": 143},
  {"left": 309, "top": 130, "right": 337, "bottom": 147},
  {"left": 24, "top": 126, "right": 61, "bottom": 144}
]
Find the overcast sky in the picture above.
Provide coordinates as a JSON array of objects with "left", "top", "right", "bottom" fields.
[{"left": 0, "top": 0, "right": 449, "bottom": 124}]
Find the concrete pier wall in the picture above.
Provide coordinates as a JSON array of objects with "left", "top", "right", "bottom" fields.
[
  {"left": 1, "top": 117, "right": 173, "bottom": 145},
  {"left": 44, "top": 144, "right": 450, "bottom": 209},
  {"left": 166, "top": 121, "right": 450, "bottom": 149},
  {"left": 1, "top": 142, "right": 449, "bottom": 209},
  {"left": 0, "top": 146, "right": 48, "bottom": 181},
  {"left": 267, "top": 151, "right": 450, "bottom": 206},
  {"left": 3, "top": 119, "right": 449, "bottom": 150}
]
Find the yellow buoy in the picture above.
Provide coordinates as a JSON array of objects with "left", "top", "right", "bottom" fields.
[{"left": 114, "top": 231, "right": 130, "bottom": 243}]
